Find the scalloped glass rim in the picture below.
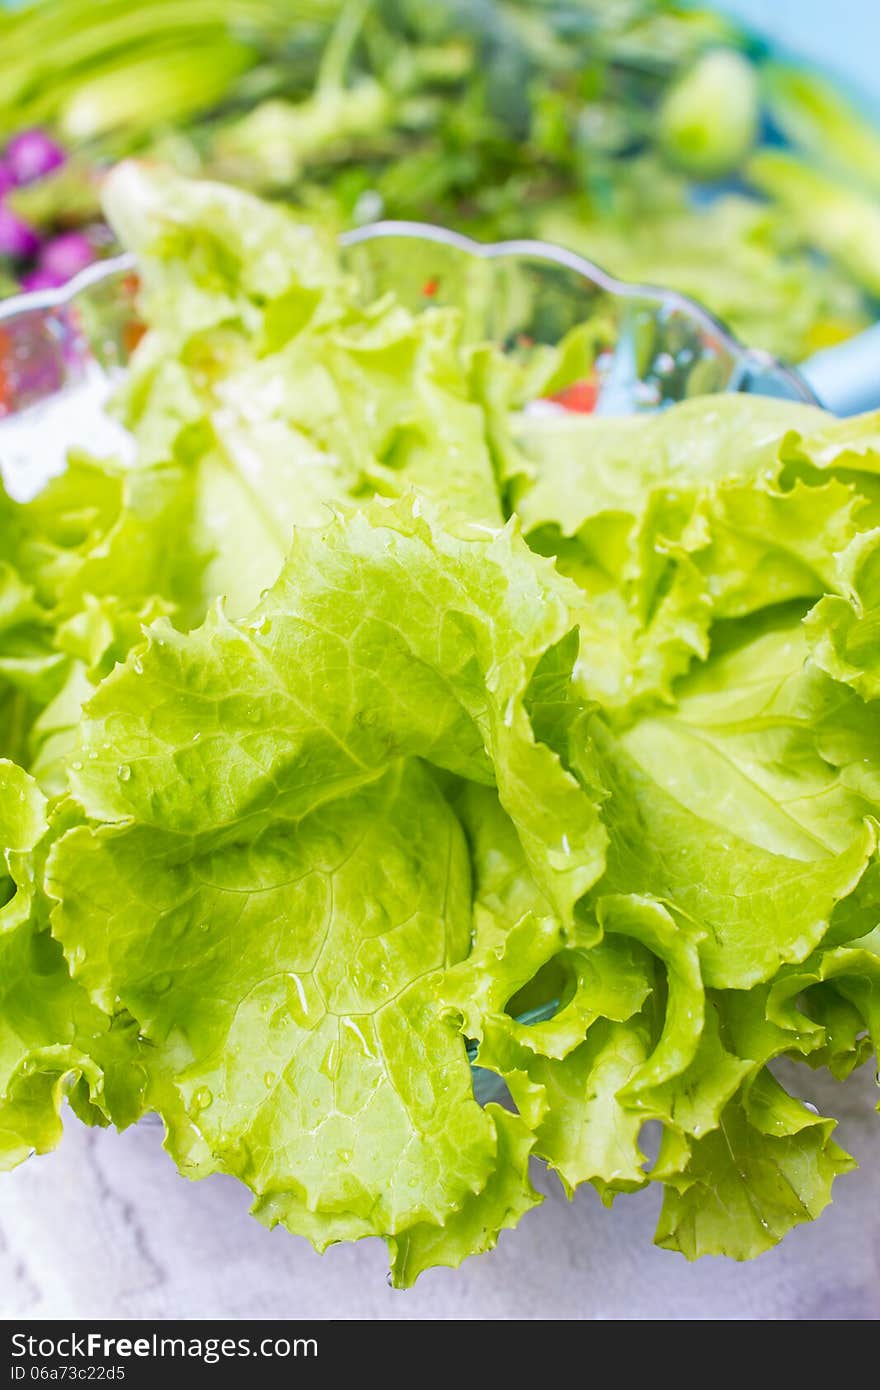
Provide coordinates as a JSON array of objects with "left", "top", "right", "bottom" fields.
[
  {"left": 343, "top": 220, "right": 816, "bottom": 402},
  {"left": 0, "top": 219, "right": 817, "bottom": 412}
]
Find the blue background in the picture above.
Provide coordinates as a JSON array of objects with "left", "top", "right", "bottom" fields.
[{"left": 717, "top": 0, "right": 879, "bottom": 107}]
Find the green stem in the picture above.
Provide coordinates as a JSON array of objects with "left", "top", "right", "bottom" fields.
[
  {"left": 317, "top": 0, "right": 372, "bottom": 93},
  {"left": 0, "top": 0, "right": 329, "bottom": 103}
]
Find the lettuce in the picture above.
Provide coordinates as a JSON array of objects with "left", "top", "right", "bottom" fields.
[
  {"left": 0, "top": 761, "right": 117, "bottom": 1167},
  {"left": 2, "top": 166, "right": 880, "bottom": 1283}
]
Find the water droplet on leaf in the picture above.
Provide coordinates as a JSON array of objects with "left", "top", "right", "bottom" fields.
[{"left": 191, "top": 1086, "right": 212, "bottom": 1112}]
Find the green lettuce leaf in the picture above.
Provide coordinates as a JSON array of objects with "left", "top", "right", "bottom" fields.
[
  {"left": 103, "top": 164, "right": 502, "bottom": 619},
  {"left": 0, "top": 451, "right": 197, "bottom": 783},
  {"left": 581, "top": 714, "right": 875, "bottom": 990},
  {"left": 769, "top": 929, "right": 880, "bottom": 1079},
  {"left": 0, "top": 763, "right": 112, "bottom": 1167},
  {"left": 806, "top": 530, "right": 880, "bottom": 701},
  {"left": 386, "top": 1106, "right": 543, "bottom": 1288},
  {"left": 5, "top": 164, "right": 880, "bottom": 1283},
  {"left": 46, "top": 494, "right": 606, "bottom": 1247},
  {"left": 620, "top": 608, "right": 880, "bottom": 858},
  {"left": 61, "top": 497, "right": 605, "bottom": 925},
  {"left": 509, "top": 1018, "right": 651, "bottom": 1202},
  {"left": 52, "top": 760, "right": 500, "bottom": 1236},
  {"left": 513, "top": 396, "right": 865, "bottom": 708},
  {"left": 654, "top": 1070, "right": 856, "bottom": 1260}
]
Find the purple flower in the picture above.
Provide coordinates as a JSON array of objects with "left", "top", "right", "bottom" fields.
[
  {"left": 39, "top": 230, "right": 96, "bottom": 281},
  {"left": 0, "top": 159, "right": 15, "bottom": 200},
  {"left": 5, "top": 128, "right": 66, "bottom": 186},
  {"left": 19, "top": 266, "right": 65, "bottom": 292},
  {"left": 0, "top": 204, "right": 41, "bottom": 259}
]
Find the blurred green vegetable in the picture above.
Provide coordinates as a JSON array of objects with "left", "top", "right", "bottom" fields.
[
  {"left": 659, "top": 47, "right": 759, "bottom": 177},
  {"left": 214, "top": 81, "right": 392, "bottom": 188},
  {"left": 537, "top": 187, "right": 867, "bottom": 360},
  {"left": 750, "top": 149, "right": 880, "bottom": 298},
  {"left": 0, "top": 0, "right": 336, "bottom": 140},
  {"left": 6, "top": 156, "right": 103, "bottom": 226},
  {"left": 766, "top": 63, "right": 880, "bottom": 192},
  {"left": 1, "top": 0, "right": 880, "bottom": 364},
  {"left": 57, "top": 39, "right": 258, "bottom": 144},
  {"left": 191, "top": 0, "right": 872, "bottom": 359}
]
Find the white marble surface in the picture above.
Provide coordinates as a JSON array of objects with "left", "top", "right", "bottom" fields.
[{"left": 0, "top": 1061, "right": 878, "bottom": 1321}]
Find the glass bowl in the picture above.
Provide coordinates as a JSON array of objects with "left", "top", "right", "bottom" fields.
[{"left": 0, "top": 219, "right": 816, "bottom": 497}]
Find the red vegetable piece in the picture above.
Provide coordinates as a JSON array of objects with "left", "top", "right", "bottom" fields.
[
  {"left": 123, "top": 320, "right": 147, "bottom": 356},
  {"left": 548, "top": 376, "right": 598, "bottom": 413},
  {"left": 0, "top": 329, "right": 12, "bottom": 417}
]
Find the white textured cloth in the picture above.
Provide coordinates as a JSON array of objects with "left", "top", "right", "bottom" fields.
[{"left": 1, "top": 1062, "right": 877, "bottom": 1320}]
